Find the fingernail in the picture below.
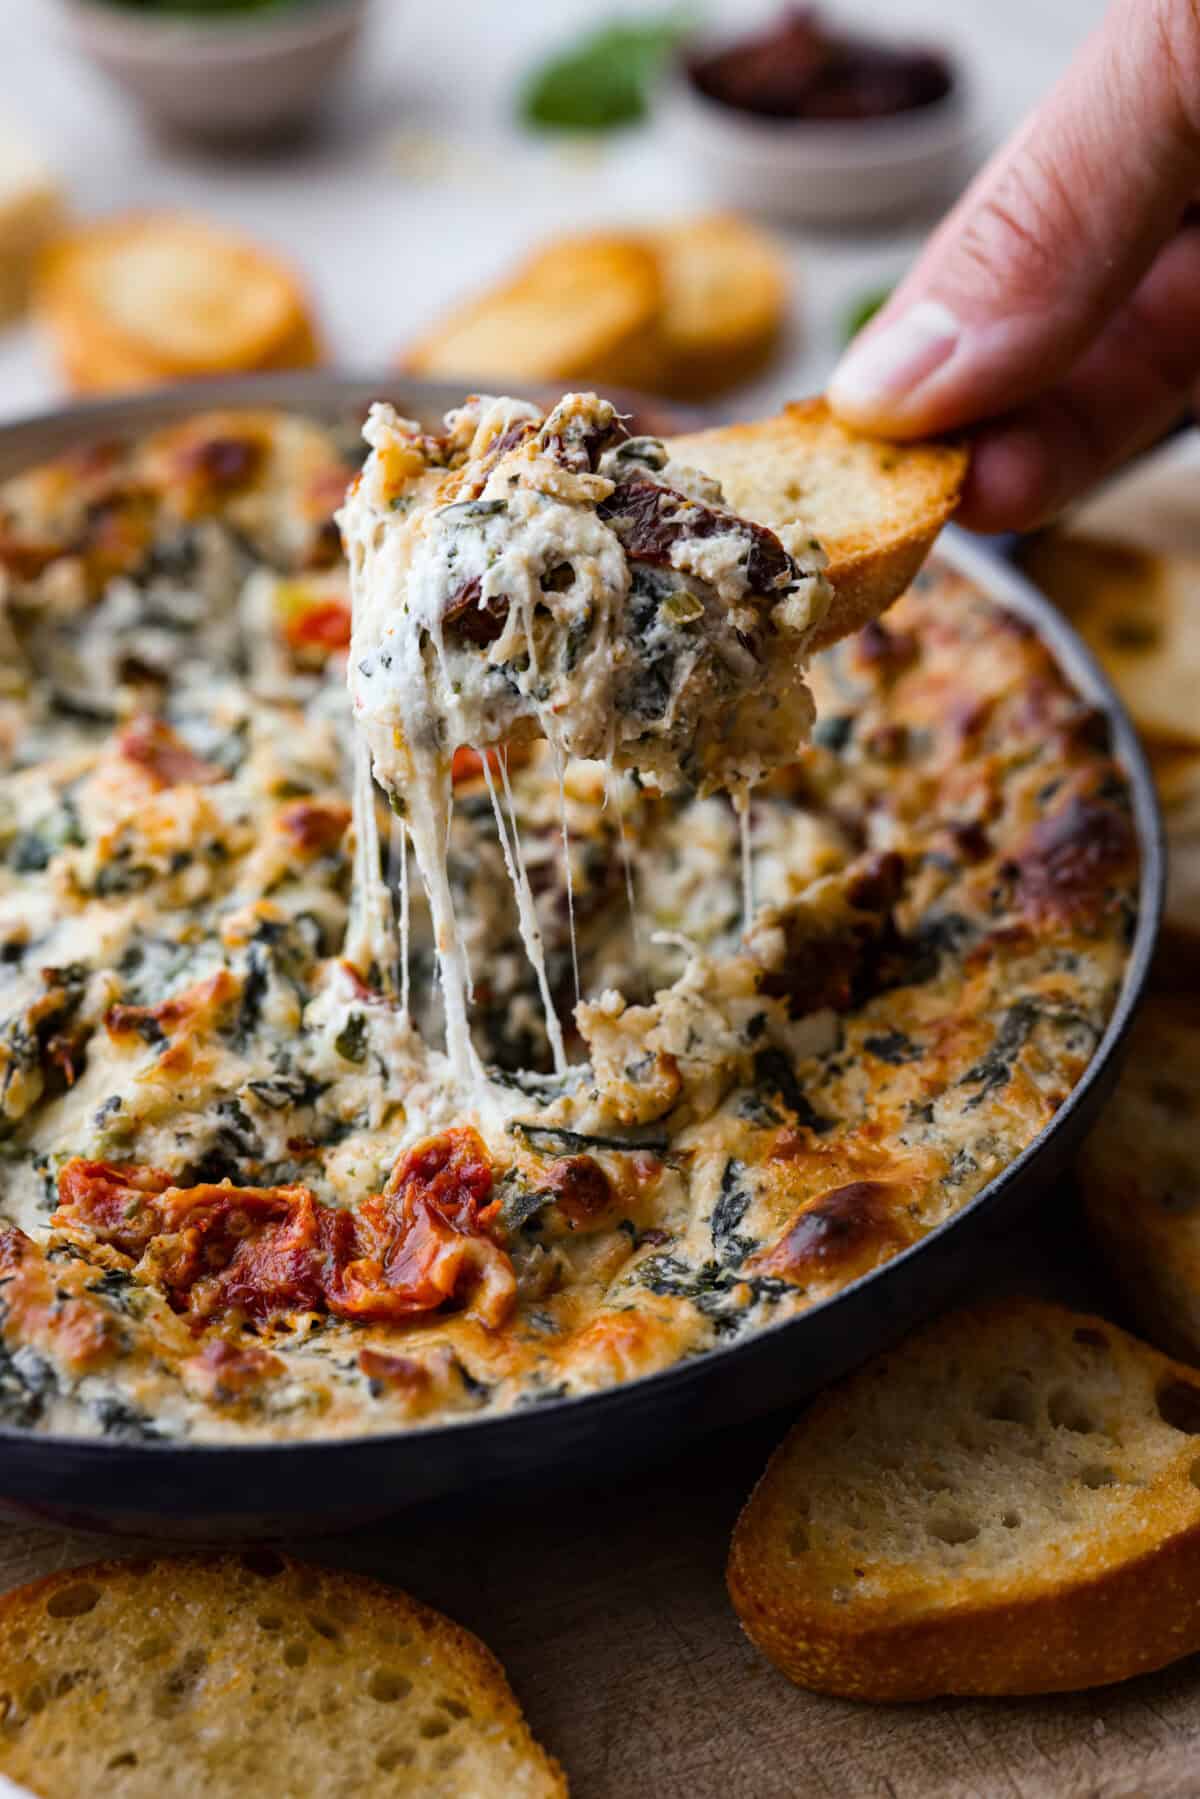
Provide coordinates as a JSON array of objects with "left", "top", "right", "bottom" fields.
[{"left": 830, "top": 298, "right": 960, "bottom": 425}]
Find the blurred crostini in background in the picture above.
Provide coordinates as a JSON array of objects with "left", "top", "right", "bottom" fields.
[
  {"left": 33, "top": 212, "right": 324, "bottom": 393},
  {"left": 0, "top": 127, "right": 65, "bottom": 326},
  {"left": 1019, "top": 448, "right": 1200, "bottom": 950},
  {"left": 402, "top": 213, "right": 793, "bottom": 404}
]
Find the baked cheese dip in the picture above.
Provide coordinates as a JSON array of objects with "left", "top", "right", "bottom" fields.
[
  {"left": 0, "top": 404, "right": 1136, "bottom": 1445},
  {"left": 342, "top": 392, "right": 828, "bottom": 1085}
]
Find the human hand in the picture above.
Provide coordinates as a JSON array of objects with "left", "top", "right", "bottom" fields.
[{"left": 828, "top": 0, "right": 1200, "bottom": 532}]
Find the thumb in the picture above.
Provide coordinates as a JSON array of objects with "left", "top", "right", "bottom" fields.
[{"left": 829, "top": 0, "right": 1200, "bottom": 437}]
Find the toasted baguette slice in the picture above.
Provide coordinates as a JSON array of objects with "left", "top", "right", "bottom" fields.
[
  {"left": 668, "top": 400, "right": 966, "bottom": 648},
  {"left": 403, "top": 234, "right": 666, "bottom": 392},
  {"left": 1081, "top": 990, "right": 1200, "bottom": 1363},
  {"left": 1152, "top": 744, "right": 1200, "bottom": 942},
  {"left": 0, "top": 1553, "right": 565, "bottom": 1797},
  {"left": 1020, "top": 533, "right": 1200, "bottom": 749},
  {"left": 0, "top": 128, "right": 63, "bottom": 325},
  {"left": 655, "top": 213, "right": 788, "bottom": 400},
  {"left": 35, "top": 213, "right": 322, "bottom": 393},
  {"left": 729, "top": 1300, "right": 1200, "bottom": 1701}
]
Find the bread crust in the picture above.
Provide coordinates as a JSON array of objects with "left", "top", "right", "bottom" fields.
[
  {"left": 0, "top": 1552, "right": 567, "bottom": 1796},
  {"left": 401, "top": 213, "right": 789, "bottom": 401},
  {"left": 1020, "top": 533, "right": 1200, "bottom": 751},
  {"left": 729, "top": 1301, "right": 1200, "bottom": 1701},
  {"left": 403, "top": 234, "right": 666, "bottom": 390},
  {"left": 666, "top": 399, "right": 966, "bottom": 649},
  {"left": 1081, "top": 991, "right": 1200, "bottom": 1363},
  {"left": 655, "top": 213, "right": 789, "bottom": 400}
]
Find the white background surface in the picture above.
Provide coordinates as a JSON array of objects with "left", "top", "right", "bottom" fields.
[{"left": 0, "top": 0, "right": 1107, "bottom": 423}]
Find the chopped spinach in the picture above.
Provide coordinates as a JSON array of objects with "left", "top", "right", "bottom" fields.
[
  {"left": 495, "top": 1169, "right": 551, "bottom": 1234},
  {"left": 246, "top": 1073, "right": 328, "bottom": 1111},
  {"left": 452, "top": 1359, "right": 494, "bottom": 1402},
  {"left": 744, "top": 1048, "right": 833, "bottom": 1134},
  {"left": 901, "top": 910, "right": 973, "bottom": 986},
  {"left": 812, "top": 714, "right": 854, "bottom": 753},
  {"left": 91, "top": 1394, "right": 166, "bottom": 1442},
  {"left": 634, "top": 1253, "right": 791, "bottom": 1336},
  {"left": 334, "top": 1013, "right": 367, "bottom": 1064},
  {"left": 0, "top": 1328, "right": 54, "bottom": 1427},
  {"left": 230, "top": 946, "right": 269, "bottom": 1048},
  {"left": 510, "top": 1120, "right": 667, "bottom": 1156},
  {"left": 92, "top": 845, "right": 154, "bottom": 897},
  {"left": 959, "top": 1000, "right": 1039, "bottom": 1108},
  {"left": 515, "top": 1380, "right": 570, "bottom": 1407},
  {"left": 8, "top": 797, "right": 85, "bottom": 872},
  {"left": 863, "top": 1029, "right": 921, "bottom": 1065},
  {"left": 87, "top": 1268, "right": 145, "bottom": 1320},
  {"left": 710, "top": 1159, "right": 755, "bottom": 1266}
]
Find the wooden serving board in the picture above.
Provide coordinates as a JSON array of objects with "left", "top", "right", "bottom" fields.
[{"left": 3, "top": 1207, "right": 1200, "bottom": 1798}]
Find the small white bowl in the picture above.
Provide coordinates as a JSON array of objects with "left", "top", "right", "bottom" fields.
[
  {"left": 62, "top": 0, "right": 367, "bottom": 145},
  {"left": 663, "top": 50, "right": 976, "bottom": 227}
]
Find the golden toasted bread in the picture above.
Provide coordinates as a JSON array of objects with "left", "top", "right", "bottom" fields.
[
  {"left": 728, "top": 1300, "right": 1200, "bottom": 1701},
  {"left": 1081, "top": 991, "right": 1200, "bottom": 1363},
  {"left": 403, "top": 233, "right": 666, "bottom": 391},
  {"left": 0, "top": 1552, "right": 566, "bottom": 1797},
  {"left": 655, "top": 213, "right": 789, "bottom": 400},
  {"left": 0, "top": 128, "right": 64, "bottom": 325},
  {"left": 1152, "top": 744, "right": 1200, "bottom": 941},
  {"left": 1020, "top": 533, "right": 1200, "bottom": 749},
  {"left": 35, "top": 213, "right": 322, "bottom": 394},
  {"left": 668, "top": 399, "right": 966, "bottom": 648}
]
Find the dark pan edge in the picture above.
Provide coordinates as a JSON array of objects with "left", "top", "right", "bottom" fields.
[{"left": 0, "top": 381, "right": 1163, "bottom": 1535}]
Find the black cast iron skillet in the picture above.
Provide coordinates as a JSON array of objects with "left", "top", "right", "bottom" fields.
[{"left": 0, "top": 374, "right": 1164, "bottom": 1539}]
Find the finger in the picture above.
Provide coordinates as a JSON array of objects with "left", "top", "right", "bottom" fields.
[
  {"left": 829, "top": 0, "right": 1200, "bottom": 436},
  {"left": 952, "top": 219, "right": 1200, "bottom": 532}
]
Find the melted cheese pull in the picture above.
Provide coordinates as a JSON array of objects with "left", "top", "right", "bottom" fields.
[{"left": 339, "top": 391, "right": 831, "bottom": 1081}]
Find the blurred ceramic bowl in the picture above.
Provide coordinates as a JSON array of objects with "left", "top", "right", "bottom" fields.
[
  {"left": 62, "top": 0, "right": 367, "bottom": 144},
  {"left": 663, "top": 44, "right": 976, "bottom": 227}
]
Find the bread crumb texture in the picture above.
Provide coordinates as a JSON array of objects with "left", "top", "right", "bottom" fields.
[
  {"left": 729, "top": 1300, "right": 1200, "bottom": 1700},
  {"left": 1082, "top": 990, "right": 1200, "bottom": 1364},
  {"left": 0, "top": 1552, "right": 566, "bottom": 1797},
  {"left": 35, "top": 212, "right": 322, "bottom": 395}
]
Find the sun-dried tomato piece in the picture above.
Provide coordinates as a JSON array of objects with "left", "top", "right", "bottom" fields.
[
  {"left": 55, "top": 1158, "right": 174, "bottom": 1255},
  {"left": 334, "top": 1128, "right": 511, "bottom": 1327},
  {"left": 179, "top": 434, "right": 264, "bottom": 492},
  {"left": 597, "top": 480, "right": 793, "bottom": 596},
  {"left": 450, "top": 744, "right": 532, "bottom": 786},
  {"left": 277, "top": 798, "right": 351, "bottom": 854},
  {"left": 53, "top": 1130, "right": 514, "bottom": 1333},
  {"left": 443, "top": 575, "right": 509, "bottom": 646},
  {"left": 284, "top": 596, "right": 352, "bottom": 652},
  {"left": 117, "top": 717, "right": 224, "bottom": 789}
]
